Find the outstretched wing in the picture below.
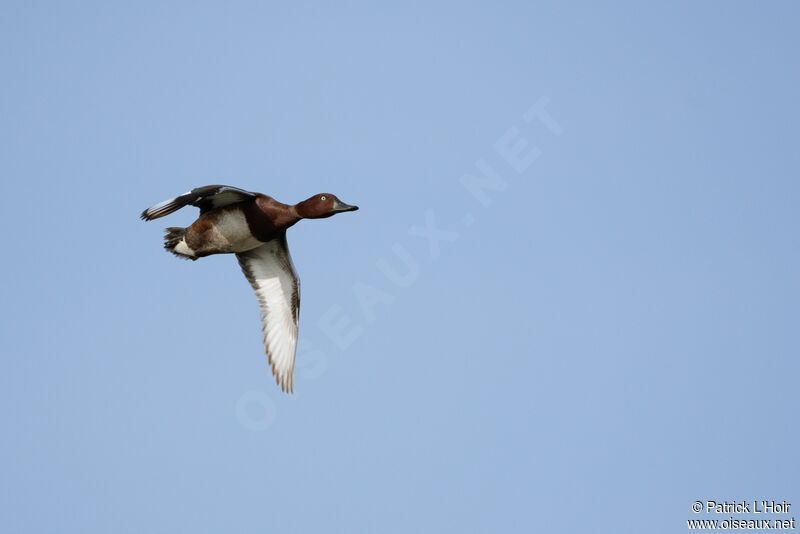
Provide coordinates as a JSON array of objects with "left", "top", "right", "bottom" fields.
[
  {"left": 140, "top": 185, "right": 257, "bottom": 221},
  {"left": 236, "top": 236, "right": 300, "bottom": 393}
]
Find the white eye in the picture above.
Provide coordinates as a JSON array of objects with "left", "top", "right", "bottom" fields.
[{"left": 320, "top": 196, "right": 327, "bottom": 200}]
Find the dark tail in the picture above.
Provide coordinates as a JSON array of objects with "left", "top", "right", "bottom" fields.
[{"left": 163, "top": 227, "right": 196, "bottom": 260}]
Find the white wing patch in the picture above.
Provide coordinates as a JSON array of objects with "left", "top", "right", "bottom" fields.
[
  {"left": 140, "top": 191, "right": 191, "bottom": 220},
  {"left": 236, "top": 238, "right": 300, "bottom": 393},
  {"left": 140, "top": 185, "right": 257, "bottom": 221}
]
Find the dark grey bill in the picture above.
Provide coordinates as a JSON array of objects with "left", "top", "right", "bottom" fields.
[{"left": 332, "top": 199, "right": 359, "bottom": 212}]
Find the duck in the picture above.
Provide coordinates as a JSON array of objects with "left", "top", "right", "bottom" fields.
[{"left": 140, "top": 185, "right": 359, "bottom": 393}]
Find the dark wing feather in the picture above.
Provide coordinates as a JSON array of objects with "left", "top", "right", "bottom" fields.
[{"left": 140, "top": 185, "right": 257, "bottom": 221}]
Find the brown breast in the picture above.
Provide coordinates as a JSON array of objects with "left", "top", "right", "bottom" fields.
[{"left": 243, "top": 195, "right": 300, "bottom": 242}]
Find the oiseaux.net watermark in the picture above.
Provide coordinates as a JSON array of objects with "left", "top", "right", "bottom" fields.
[{"left": 688, "top": 500, "right": 795, "bottom": 530}]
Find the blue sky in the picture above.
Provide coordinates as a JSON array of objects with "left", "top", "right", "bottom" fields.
[{"left": 1, "top": 2, "right": 798, "bottom": 533}]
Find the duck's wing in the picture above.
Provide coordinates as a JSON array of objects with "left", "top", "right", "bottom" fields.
[
  {"left": 236, "top": 236, "right": 300, "bottom": 393},
  {"left": 140, "top": 185, "right": 257, "bottom": 221}
]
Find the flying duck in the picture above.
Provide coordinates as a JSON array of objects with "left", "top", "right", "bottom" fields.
[{"left": 141, "top": 185, "right": 359, "bottom": 393}]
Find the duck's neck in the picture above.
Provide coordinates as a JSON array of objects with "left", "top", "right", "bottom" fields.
[
  {"left": 252, "top": 195, "right": 302, "bottom": 231},
  {"left": 286, "top": 205, "right": 303, "bottom": 227}
]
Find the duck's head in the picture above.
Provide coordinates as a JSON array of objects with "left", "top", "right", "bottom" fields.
[{"left": 295, "top": 193, "right": 359, "bottom": 219}]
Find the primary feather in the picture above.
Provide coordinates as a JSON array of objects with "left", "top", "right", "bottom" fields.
[{"left": 236, "top": 236, "right": 300, "bottom": 393}]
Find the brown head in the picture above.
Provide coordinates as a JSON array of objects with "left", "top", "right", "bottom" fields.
[{"left": 294, "top": 193, "right": 359, "bottom": 219}]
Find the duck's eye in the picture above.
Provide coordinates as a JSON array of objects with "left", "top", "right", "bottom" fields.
[{"left": 320, "top": 196, "right": 327, "bottom": 201}]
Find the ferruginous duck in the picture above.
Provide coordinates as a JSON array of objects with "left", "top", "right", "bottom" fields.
[{"left": 141, "top": 185, "right": 359, "bottom": 393}]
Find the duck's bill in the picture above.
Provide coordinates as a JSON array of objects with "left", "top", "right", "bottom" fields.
[{"left": 332, "top": 200, "right": 359, "bottom": 212}]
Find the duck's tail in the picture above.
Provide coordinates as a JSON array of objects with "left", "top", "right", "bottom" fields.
[{"left": 163, "top": 227, "right": 197, "bottom": 260}]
